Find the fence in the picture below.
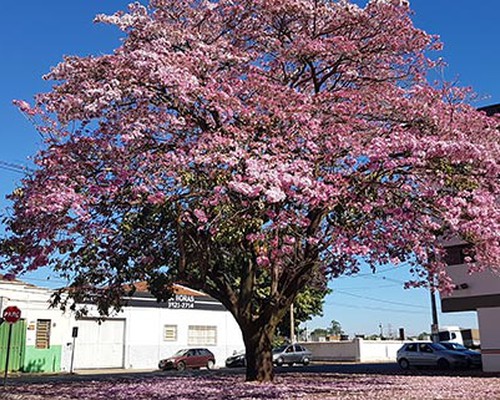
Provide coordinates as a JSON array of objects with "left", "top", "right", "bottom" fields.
[{"left": 300, "top": 338, "right": 406, "bottom": 362}]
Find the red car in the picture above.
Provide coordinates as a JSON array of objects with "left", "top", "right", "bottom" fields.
[{"left": 158, "top": 348, "right": 216, "bottom": 371}]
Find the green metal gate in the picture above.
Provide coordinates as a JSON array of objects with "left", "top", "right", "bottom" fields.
[{"left": 0, "top": 319, "right": 26, "bottom": 372}]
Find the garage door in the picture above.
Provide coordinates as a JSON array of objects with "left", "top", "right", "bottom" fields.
[{"left": 73, "top": 319, "right": 125, "bottom": 369}]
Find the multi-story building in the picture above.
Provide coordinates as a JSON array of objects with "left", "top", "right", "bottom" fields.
[{"left": 440, "top": 103, "right": 500, "bottom": 373}]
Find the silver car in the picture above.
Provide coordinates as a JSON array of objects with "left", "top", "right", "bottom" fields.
[
  {"left": 272, "top": 344, "right": 312, "bottom": 366},
  {"left": 397, "top": 342, "right": 469, "bottom": 370},
  {"left": 439, "top": 342, "right": 482, "bottom": 368}
]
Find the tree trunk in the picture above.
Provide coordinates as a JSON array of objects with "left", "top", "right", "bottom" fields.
[{"left": 243, "top": 322, "right": 277, "bottom": 382}]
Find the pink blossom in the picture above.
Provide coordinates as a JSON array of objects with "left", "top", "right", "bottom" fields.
[
  {"left": 265, "top": 187, "right": 286, "bottom": 203},
  {"left": 193, "top": 209, "right": 208, "bottom": 224},
  {"left": 13, "top": 99, "right": 37, "bottom": 116},
  {"left": 256, "top": 255, "right": 270, "bottom": 267},
  {"left": 147, "top": 192, "right": 166, "bottom": 205},
  {"left": 1, "top": 0, "right": 500, "bottom": 383}
]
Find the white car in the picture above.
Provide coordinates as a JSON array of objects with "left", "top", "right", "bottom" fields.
[{"left": 397, "top": 342, "right": 469, "bottom": 370}]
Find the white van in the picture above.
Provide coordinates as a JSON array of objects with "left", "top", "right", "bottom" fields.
[
  {"left": 438, "top": 326, "right": 480, "bottom": 349},
  {"left": 438, "top": 326, "right": 463, "bottom": 345}
]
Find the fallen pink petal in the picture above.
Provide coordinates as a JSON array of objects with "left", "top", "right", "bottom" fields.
[{"left": 4, "top": 371, "right": 500, "bottom": 400}]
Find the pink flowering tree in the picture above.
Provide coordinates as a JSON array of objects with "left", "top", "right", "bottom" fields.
[{"left": 2, "top": 0, "right": 500, "bottom": 382}]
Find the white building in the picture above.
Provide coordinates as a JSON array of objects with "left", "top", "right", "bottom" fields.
[
  {"left": 72, "top": 283, "right": 244, "bottom": 370},
  {"left": 440, "top": 239, "right": 500, "bottom": 372},
  {"left": 0, "top": 276, "right": 73, "bottom": 373},
  {"left": 0, "top": 277, "right": 244, "bottom": 372},
  {"left": 439, "top": 102, "right": 500, "bottom": 373}
]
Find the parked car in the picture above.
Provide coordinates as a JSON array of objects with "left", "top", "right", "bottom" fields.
[
  {"left": 225, "top": 351, "right": 246, "bottom": 368},
  {"left": 158, "top": 348, "right": 215, "bottom": 371},
  {"left": 272, "top": 344, "right": 312, "bottom": 366},
  {"left": 397, "top": 342, "right": 469, "bottom": 370},
  {"left": 439, "top": 342, "right": 482, "bottom": 368}
]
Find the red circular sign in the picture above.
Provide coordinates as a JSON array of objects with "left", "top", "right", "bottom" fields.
[{"left": 3, "top": 306, "right": 21, "bottom": 324}]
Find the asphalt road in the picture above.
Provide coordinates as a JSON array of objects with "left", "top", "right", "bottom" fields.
[{"left": 4, "top": 361, "right": 493, "bottom": 386}]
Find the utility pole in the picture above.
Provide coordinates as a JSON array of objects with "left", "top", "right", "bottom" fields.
[
  {"left": 430, "top": 274, "right": 440, "bottom": 343},
  {"left": 290, "top": 303, "right": 295, "bottom": 343}
]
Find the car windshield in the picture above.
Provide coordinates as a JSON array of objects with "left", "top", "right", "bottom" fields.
[
  {"left": 429, "top": 343, "right": 447, "bottom": 351},
  {"left": 442, "top": 343, "right": 467, "bottom": 351},
  {"left": 173, "top": 349, "right": 188, "bottom": 357},
  {"left": 273, "top": 345, "right": 288, "bottom": 353}
]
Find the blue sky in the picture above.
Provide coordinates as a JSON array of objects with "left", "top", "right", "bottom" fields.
[{"left": 1, "top": 1, "right": 498, "bottom": 337}]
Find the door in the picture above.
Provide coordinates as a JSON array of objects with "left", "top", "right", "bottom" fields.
[
  {"left": 0, "top": 319, "right": 26, "bottom": 372},
  {"left": 418, "top": 343, "right": 437, "bottom": 366},
  {"left": 283, "top": 345, "right": 295, "bottom": 363},
  {"left": 73, "top": 319, "right": 125, "bottom": 369},
  {"left": 190, "top": 349, "right": 206, "bottom": 368},
  {"left": 294, "top": 345, "right": 306, "bottom": 362}
]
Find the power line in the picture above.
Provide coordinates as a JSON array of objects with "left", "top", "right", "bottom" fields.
[
  {"left": 0, "top": 164, "right": 25, "bottom": 175},
  {"left": 331, "top": 283, "right": 399, "bottom": 290},
  {"left": 325, "top": 300, "right": 429, "bottom": 315},
  {"left": 336, "top": 265, "right": 396, "bottom": 279},
  {"left": 0, "top": 161, "right": 33, "bottom": 175},
  {"left": 333, "top": 289, "right": 428, "bottom": 310},
  {"left": 336, "top": 261, "right": 414, "bottom": 280}
]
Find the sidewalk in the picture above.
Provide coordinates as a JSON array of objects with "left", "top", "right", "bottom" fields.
[{"left": 2, "top": 368, "right": 158, "bottom": 385}]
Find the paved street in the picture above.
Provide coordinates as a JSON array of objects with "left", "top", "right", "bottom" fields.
[
  {"left": 3, "top": 361, "right": 495, "bottom": 386},
  {"left": 2, "top": 362, "right": 499, "bottom": 400}
]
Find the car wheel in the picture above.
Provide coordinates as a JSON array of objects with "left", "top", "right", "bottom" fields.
[
  {"left": 275, "top": 357, "right": 284, "bottom": 367},
  {"left": 437, "top": 358, "right": 450, "bottom": 370},
  {"left": 176, "top": 361, "right": 186, "bottom": 372},
  {"left": 302, "top": 357, "right": 310, "bottom": 366},
  {"left": 207, "top": 360, "right": 215, "bottom": 370},
  {"left": 398, "top": 358, "right": 410, "bottom": 370}
]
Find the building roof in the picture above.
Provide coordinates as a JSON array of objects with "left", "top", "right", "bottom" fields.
[
  {"left": 478, "top": 103, "right": 500, "bottom": 116},
  {"left": 0, "top": 274, "right": 38, "bottom": 288},
  {"left": 127, "top": 281, "right": 208, "bottom": 297}
]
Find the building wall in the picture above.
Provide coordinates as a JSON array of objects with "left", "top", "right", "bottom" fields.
[
  {"left": 441, "top": 263, "right": 500, "bottom": 312},
  {"left": 300, "top": 340, "right": 360, "bottom": 361},
  {"left": 0, "top": 281, "right": 72, "bottom": 373},
  {"left": 123, "top": 306, "right": 244, "bottom": 369},
  {"left": 440, "top": 253, "right": 500, "bottom": 372},
  {"left": 23, "top": 346, "right": 62, "bottom": 373},
  {"left": 300, "top": 339, "right": 405, "bottom": 362},
  {"left": 358, "top": 340, "right": 406, "bottom": 362},
  {"left": 2, "top": 280, "right": 245, "bottom": 372},
  {"left": 477, "top": 308, "right": 500, "bottom": 372}
]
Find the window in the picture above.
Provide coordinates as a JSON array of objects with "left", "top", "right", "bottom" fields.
[
  {"left": 439, "top": 331, "right": 451, "bottom": 341},
  {"left": 187, "top": 325, "right": 217, "bottom": 346},
  {"left": 36, "top": 319, "right": 51, "bottom": 349},
  {"left": 405, "top": 344, "right": 417, "bottom": 352},
  {"left": 444, "top": 244, "right": 475, "bottom": 265},
  {"left": 419, "top": 344, "right": 433, "bottom": 353},
  {"left": 163, "top": 325, "right": 177, "bottom": 341}
]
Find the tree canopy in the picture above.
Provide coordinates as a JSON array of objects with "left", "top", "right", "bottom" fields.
[{"left": 1, "top": 0, "right": 499, "bottom": 382}]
